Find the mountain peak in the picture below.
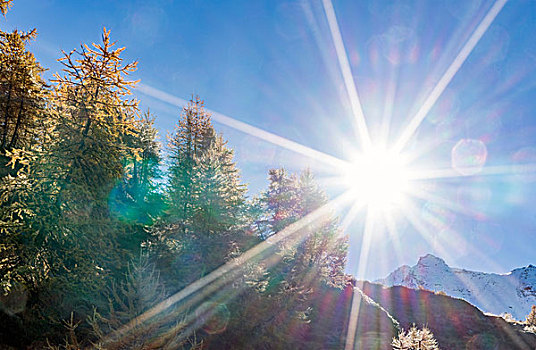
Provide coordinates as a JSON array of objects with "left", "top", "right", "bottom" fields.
[{"left": 417, "top": 253, "right": 447, "bottom": 267}]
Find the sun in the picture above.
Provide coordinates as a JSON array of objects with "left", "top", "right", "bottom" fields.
[{"left": 343, "top": 147, "right": 412, "bottom": 211}]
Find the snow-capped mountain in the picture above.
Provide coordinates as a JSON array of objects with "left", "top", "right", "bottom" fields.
[{"left": 376, "top": 254, "right": 536, "bottom": 321}]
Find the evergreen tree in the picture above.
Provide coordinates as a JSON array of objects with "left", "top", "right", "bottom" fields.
[
  {"left": 89, "top": 254, "right": 167, "bottom": 350},
  {"left": 191, "top": 132, "right": 245, "bottom": 234},
  {"left": 48, "top": 254, "right": 203, "bottom": 350},
  {"left": 167, "top": 95, "right": 245, "bottom": 234},
  {"left": 167, "top": 96, "right": 212, "bottom": 228},
  {"left": 158, "top": 96, "right": 248, "bottom": 290}
]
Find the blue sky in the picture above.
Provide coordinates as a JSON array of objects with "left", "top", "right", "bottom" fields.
[{"left": 2, "top": 0, "right": 536, "bottom": 280}]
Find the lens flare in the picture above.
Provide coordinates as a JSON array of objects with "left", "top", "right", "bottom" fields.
[
  {"left": 451, "top": 139, "right": 488, "bottom": 176},
  {"left": 195, "top": 302, "right": 230, "bottom": 335}
]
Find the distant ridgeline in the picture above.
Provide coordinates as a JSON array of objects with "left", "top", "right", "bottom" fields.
[{"left": 377, "top": 254, "right": 536, "bottom": 321}]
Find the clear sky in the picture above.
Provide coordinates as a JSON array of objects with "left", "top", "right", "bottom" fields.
[{"left": 2, "top": 0, "right": 536, "bottom": 281}]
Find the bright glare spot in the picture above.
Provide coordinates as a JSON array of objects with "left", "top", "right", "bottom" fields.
[{"left": 344, "top": 148, "right": 412, "bottom": 211}]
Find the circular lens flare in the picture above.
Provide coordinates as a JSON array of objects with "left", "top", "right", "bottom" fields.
[{"left": 344, "top": 148, "right": 412, "bottom": 211}]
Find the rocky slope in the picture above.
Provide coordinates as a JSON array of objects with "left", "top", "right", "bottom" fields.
[{"left": 361, "top": 281, "right": 536, "bottom": 349}]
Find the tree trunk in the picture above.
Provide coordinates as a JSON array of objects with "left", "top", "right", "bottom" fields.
[
  {"left": 2, "top": 80, "right": 13, "bottom": 149},
  {"left": 8, "top": 93, "right": 25, "bottom": 149}
]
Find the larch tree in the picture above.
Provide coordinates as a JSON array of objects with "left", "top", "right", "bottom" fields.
[
  {"left": 0, "top": 0, "right": 12, "bottom": 16},
  {"left": 226, "top": 168, "right": 348, "bottom": 346},
  {"left": 0, "top": 0, "right": 51, "bottom": 295},
  {"left": 40, "top": 27, "right": 148, "bottom": 312},
  {"left": 0, "top": 25, "right": 47, "bottom": 175},
  {"left": 0, "top": 28, "right": 148, "bottom": 338},
  {"left": 50, "top": 27, "right": 140, "bottom": 214},
  {"left": 392, "top": 324, "right": 440, "bottom": 350},
  {"left": 527, "top": 305, "right": 536, "bottom": 327}
]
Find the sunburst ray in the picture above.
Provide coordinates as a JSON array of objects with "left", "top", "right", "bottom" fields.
[
  {"left": 136, "top": 83, "right": 349, "bottom": 170},
  {"left": 99, "top": 191, "right": 354, "bottom": 346},
  {"left": 344, "top": 208, "right": 375, "bottom": 350},
  {"left": 322, "top": 0, "right": 372, "bottom": 151},
  {"left": 393, "top": 0, "right": 508, "bottom": 153}
]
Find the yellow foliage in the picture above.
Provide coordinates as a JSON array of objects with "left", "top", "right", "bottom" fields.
[{"left": 0, "top": 0, "right": 13, "bottom": 16}]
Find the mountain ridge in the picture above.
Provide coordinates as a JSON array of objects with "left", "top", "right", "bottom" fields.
[{"left": 376, "top": 254, "right": 536, "bottom": 320}]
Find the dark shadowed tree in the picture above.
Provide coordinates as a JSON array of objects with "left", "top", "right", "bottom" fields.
[
  {"left": 108, "top": 110, "right": 165, "bottom": 225},
  {"left": 0, "top": 26, "right": 47, "bottom": 176},
  {"left": 209, "top": 168, "right": 349, "bottom": 348}
]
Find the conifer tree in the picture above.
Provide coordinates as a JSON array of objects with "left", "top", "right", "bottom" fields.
[
  {"left": 167, "top": 96, "right": 211, "bottom": 226},
  {"left": 155, "top": 96, "right": 248, "bottom": 293},
  {"left": 262, "top": 168, "right": 348, "bottom": 289},
  {"left": 0, "top": 29, "right": 146, "bottom": 337},
  {"left": 226, "top": 168, "right": 348, "bottom": 345},
  {"left": 392, "top": 324, "right": 440, "bottom": 350},
  {"left": 191, "top": 132, "right": 245, "bottom": 234},
  {"left": 164, "top": 97, "right": 245, "bottom": 252},
  {"left": 89, "top": 254, "right": 166, "bottom": 349},
  {"left": 0, "top": 0, "right": 12, "bottom": 16},
  {"left": 48, "top": 254, "right": 203, "bottom": 349},
  {"left": 0, "top": 23, "right": 47, "bottom": 176},
  {"left": 40, "top": 27, "right": 148, "bottom": 310},
  {"left": 109, "top": 110, "right": 164, "bottom": 225},
  {"left": 527, "top": 305, "right": 536, "bottom": 327},
  {"left": 50, "top": 27, "right": 139, "bottom": 212},
  {"left": 167, "top": 95, "right": 246, "bottom": 233},
  {"left": 0, "top": 4, "right": 53, "bottom": 295}
]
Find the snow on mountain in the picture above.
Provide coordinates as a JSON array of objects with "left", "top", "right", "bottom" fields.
[{"left": 376, "top": 254, "right": 536, "bottom": 320}]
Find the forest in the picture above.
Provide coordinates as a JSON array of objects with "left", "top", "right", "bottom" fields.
[
  {"left": 7, "top": 1, "right": 536, "bottom": 348},
  {"left": 0, "top": 1, "right": 353, "bottom": 348}
]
